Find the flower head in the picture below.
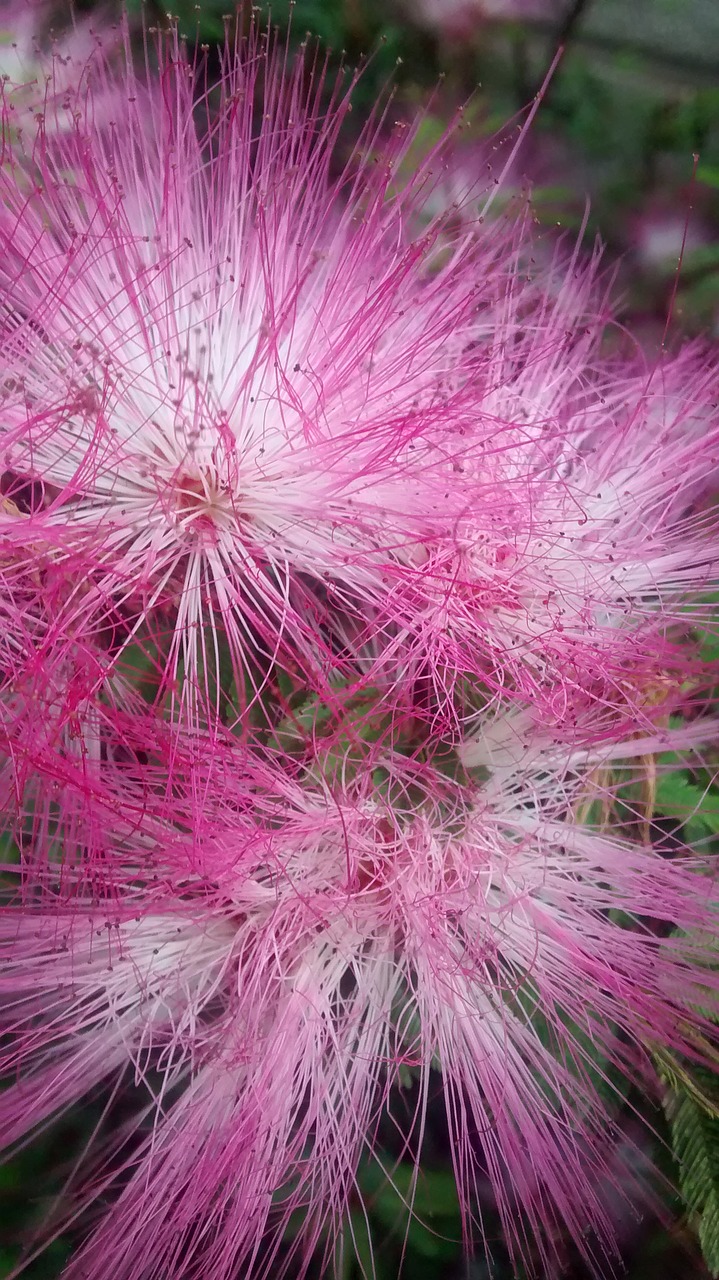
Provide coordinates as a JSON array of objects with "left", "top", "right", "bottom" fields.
[
  {"left": 1, "top": 19, "right": 717, "bottom": 755},
  {"left": 3, "top": 710, "right": 719, "bottom": 1277}
]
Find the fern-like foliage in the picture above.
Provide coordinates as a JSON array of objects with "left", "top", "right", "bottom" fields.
[{"left": 662, "top": 1061, "right": 719, "bottom": 1277}]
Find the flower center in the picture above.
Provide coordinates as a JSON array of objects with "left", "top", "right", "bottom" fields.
[{"left": 173, "top": 472, "right": 232, "bottom": 540}]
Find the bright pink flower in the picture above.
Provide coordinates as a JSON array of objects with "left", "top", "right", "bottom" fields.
[
  {"left": 0, "top": 20, "right": 504, "bottom": 740},
  {"left": 1, "top": 20, "right": 717, "bottom": 748},
  {"left": 2, "top": 714, "right": 718, "bottom": 1277}
]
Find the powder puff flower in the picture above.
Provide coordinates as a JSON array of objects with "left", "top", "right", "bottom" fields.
[
  {"left": 2, "top": 20, "right": 718, "bottom": 751},
  {"left": 408, "top": 324, "right": 719, "bottom": 721},
  {"left": 2, "top": 710, "right": 718, "bottom": 1278},
  {"left": 398, "top": 0, "right": 560, "bottom": 40},
  {"left": 0, "top": 19, "right": 517, "bottom": 738}
]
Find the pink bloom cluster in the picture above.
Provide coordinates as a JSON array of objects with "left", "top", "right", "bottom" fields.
[
  {"left": 399, "top": 0, "right": 560, "bottom": 39},
  {"left": 0, "top": 12, "right": 718, "bottom": 1279}
]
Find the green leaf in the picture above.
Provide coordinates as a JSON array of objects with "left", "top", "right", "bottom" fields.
[
  {"left": 696, "top": 626, "right": 719, "bottom": 666},
  {"left": 697, "top": 165, "right": 719, "bottom": 190},
  {"left": 360, "top": 1160, "right": 460, "bottom": 1220},
  {"left": 0, "top": 831, "right": 20, "bottom": 866},
  {"left": 357, "top": 1160, "right": 462, "bottom": 1261},
  {"left": 654, "top": 774, "right": 719, "bottom": 837},
  {"left": 663, "top": 1069, "right": 719, "bottom": 1277},
  {"left": 343, "top": 1209, "right": 385, "bottom": 1280}
]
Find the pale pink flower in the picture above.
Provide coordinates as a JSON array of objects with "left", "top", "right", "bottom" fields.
[
  {"left": 2, "top": 713, "right": 718, "bottom": 1277},
  {"left": 629, "top": 194, "right": 715, "bottom": 277},
  {"left": 399, "top": 0, "right": 561, "bottom": 39},
  {"left": 396, "top": 308, "right": 719, "bottom": 722}
]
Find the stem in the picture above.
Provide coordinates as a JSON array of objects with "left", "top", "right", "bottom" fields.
[{"left": 527, "top": 0, "right": 593, "bottom": 108}]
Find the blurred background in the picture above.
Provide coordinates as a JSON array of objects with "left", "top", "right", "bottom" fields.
[
  {"left": 2, "top": 1, "right": 719, "bottom": 1277},
  {"left": 127, "top": 0, "right": 719, "bottom": 342}
]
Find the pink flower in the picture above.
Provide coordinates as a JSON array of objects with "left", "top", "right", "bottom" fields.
[
  {"left": 2, "top": 714, "right": 718, "bottom": 1277},
  {"left": 1, "top": 19, "right": 717, "bottom": 750},
  {"left": 0, "top": 22, "right": 496, "bottom": 735},
  {"left": 629, "top": 194, "right": 715, "bottom": 277},
  {"left": 399, "top": 0, "right": 560, "bottom": 39}
]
